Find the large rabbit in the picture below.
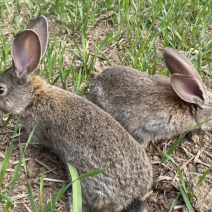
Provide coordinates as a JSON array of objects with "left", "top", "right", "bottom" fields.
[
  {"left": 88, "top": 48, "right": 212, "bottom": 147},
  {"left": 0, "top": 16, "right": 152, "bottom": 212}
]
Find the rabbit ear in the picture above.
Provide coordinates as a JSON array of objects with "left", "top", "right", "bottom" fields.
[
  {"left": 163, "top": 47, "right": 202, "bottom": 82},
  {"left": 171, "top": 73, "right": 205, "bottom": 106},
  {"left": 12, "top": 30, "right": 41, "bottom": 77},
  {"left": 26, "top": 15, "right": 48, "bottom": 58}
]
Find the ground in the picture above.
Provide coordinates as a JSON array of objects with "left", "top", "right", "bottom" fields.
[{"left": 0, "top": 4, "right": 212, "bottom": 212}]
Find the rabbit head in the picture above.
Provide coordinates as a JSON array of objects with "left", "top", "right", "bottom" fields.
[
  {"left": 164, "top": 47, "right": 212, "bottom": 130},
  {"left": 0, "top": 16, "right": 48, "bottom": 115}
]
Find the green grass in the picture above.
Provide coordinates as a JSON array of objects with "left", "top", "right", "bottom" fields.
[{"left": 0, "top": 0, "right": 212, "bottom": 211}]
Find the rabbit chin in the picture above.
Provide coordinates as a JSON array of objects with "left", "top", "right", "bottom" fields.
[{"left": 0, "top": 103, "right": 24, "bottom": 116}]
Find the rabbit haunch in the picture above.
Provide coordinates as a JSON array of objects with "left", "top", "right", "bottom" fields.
[
  {"left": 0, "top": 16, "right": 152, "bottom": 212},
  {"left": 88, "top": 48, "right": 212, "bottom": 147}
]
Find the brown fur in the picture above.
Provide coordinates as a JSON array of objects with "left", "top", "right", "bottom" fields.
[
  {"left": 0, "top": 16, "right": 152, "bottom": 212},
  {"left": 20, "top": 75, "right": 152, "bottom": 211}
]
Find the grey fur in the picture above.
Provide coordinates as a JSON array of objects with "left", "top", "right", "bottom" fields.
[
  {"left": 88, "top": 48, "right": 212, "bottom": 147},
  {"left": 0, "top": 16, "right": 152, "bottom": 212},
  {"left": 122, "top": 200, "right": 148, "bottom": 212}
]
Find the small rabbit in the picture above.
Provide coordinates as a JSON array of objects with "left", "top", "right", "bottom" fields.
[
  {"left": 0, "top": 16, "right": 152, "bottom": 212},
  {"left": 88, "top": 48, "right": 212, "bottom": 147}
]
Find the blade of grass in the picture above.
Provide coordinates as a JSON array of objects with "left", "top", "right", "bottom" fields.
[
  {"left": 177, "top": 166, "right": 187, "bottom": 193},
  {"left": 9, "top": 127, "right": 35, "bottom": 194},
  {"left": 24, "top": 126, "right": 35, "bottom": 151},
  {"left": 196, "top": 166, "right": 212, "bottom": 187},
  {"left": 0, "top": 142, "right": 13, "bottom": 191},
  {"left": 158, "top": 145, "right": 178, "bottom": 166},
  {"left": 68, "top": 164, "right": 82, "bottom": 212},
  {"left": 42, "top": 181, "right": 73, "bottom": 212},
  {"left": 4, "top": 199, "right": 13, "bottom": 212},
  {"left": 19, "top": 128, "right": 37, "bottom": 211},
  {"left": 179, "top": 186, "right": 195, "bottom": 212},
  {"left": 169, "top": 193, "right": 179, "bottom": 212},
  {"left": 0, "top": 193, "right": 13, "bottom": 212},
  {"left": 77, "top": 168, "right": 106, "bottom": 180},
  {"left": 1, "top": 114, "right": 12, "bottom": 132},
  {"left": 39, "top": 173, "right": 45, "bottom": 212},
  {"left": 9, "top": 172, "right": 24, "bottom": 194},
  {"left": 26, "top": 179, "right": 37, "bottom": 212}
]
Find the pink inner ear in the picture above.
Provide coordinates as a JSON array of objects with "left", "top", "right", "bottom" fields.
[
  {"left": 12, "top": 30, "right": 41, "bottom": 76},
  {"left": 14, "top": 39, "right": 32, "bottom": 74},
  {"left": 171, "top": 74, "right": 204, "bottom": 105},
  {"left": 163, "top": 48, "right": 202, "bottom": 82}
]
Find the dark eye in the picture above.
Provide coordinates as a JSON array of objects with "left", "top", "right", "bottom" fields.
[{"left": 0, "top": 87, "right": 5, "bottom": 95}]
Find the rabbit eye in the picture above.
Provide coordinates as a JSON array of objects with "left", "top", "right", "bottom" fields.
[{"left": 0, "top": 87, "right": 5, "bottom": 95}]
